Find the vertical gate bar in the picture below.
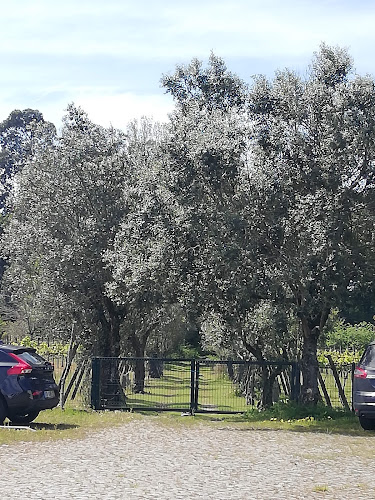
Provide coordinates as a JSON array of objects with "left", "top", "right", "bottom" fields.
[
  {"left": 91, "top": 357, "right": 101, "bottom": 410},
  {"left": 190, "top": 360, "right": 195, "bottom": 414},
  {"left": 194, "top": 361, "right": 200, "bottom": 411}
]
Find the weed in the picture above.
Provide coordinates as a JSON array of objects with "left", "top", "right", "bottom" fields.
[
  {"left": 244, "top": 401, "right": 351, "bottom": 422},
  {"left": 313, "top": 485, "right": 329, "bottom": 493}
]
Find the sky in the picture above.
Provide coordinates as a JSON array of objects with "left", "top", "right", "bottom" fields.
[{"left": 1, "top": 0, "right": 375, "bottom": 131}]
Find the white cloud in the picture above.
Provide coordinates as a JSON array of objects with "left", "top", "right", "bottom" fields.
[
  {"left": 74, "top": 92, "right": 174, "bottom": 129},
  {"left": 26, "top": 90, "right": 172, "bottom": 131},
  {"left": 2, "top": 0, "right": 374, "bottom": 62},
  {"left": 1, "top": 0, "right": 375, "bottom": 129}
]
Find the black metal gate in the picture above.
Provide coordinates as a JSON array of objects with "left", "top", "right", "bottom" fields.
[
  {"left": 91, "top": 357, "right": 299, "bottom": 413},
  {"left": 194, "top": 360, "right": 299, "bottom": 413}
]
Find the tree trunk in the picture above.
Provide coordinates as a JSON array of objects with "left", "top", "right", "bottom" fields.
[
  {"left": 259, "top": 366, "right": 273, "bottom": 409},
  {"left": 227, "top": 360, "right": 234, "bottom": 380},
  {"left": 238, "top": 339, "right": 280, "bottom": 409},
  {"left": 99, "top": 298, "right": 121, "bottom": 358},
  {"left": 300, "top": 318, "right": 321, "bottom": 405},
  {"left": 258, "top": 366, "right": 282, "bottom": 410},
  {"left": 97, "top": 299, "right": 122, "bottom": 403},
  {"left": 134, "top": 359, "right": 146, "bottom": 393},
  {"left": 130, "top": 333, "right": 147, "bottom": 393},
  {"left": 149, "top": 357, "right": 164, "bottom": 378}
]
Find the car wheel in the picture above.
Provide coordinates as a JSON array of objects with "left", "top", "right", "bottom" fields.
[
  {"left": 359, "top": 415, "right": 375, "bottom": 430},
  {"left": 9, "top": 410, "right": 40, "bottom": 425},
  {"left": 0, "top": 397, "right": 7, "bottom": 425}
]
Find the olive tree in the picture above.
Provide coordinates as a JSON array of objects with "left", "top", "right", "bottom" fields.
[
  {"left": 3, "top": 105, "right": 128, "bottom": 355},
  {"left": 248, "top": 44, "right": 375, "bottom": 403}
]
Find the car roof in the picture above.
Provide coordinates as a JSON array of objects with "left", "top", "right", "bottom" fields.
[{"left": 0, "top": 343, "right": 35, "bottom": 353}]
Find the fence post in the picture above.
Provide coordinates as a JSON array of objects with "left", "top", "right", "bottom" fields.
[
  {"left": 190, "top": 360, "right": 196, "bottom": 414},
  {"left": 290, "top": 362, "right": 301, "bottom": 402},
  {"left": 317, "top": 369, "right": 332, "bottom": 407},
  {"left": 194, "top": 360, "right": 200, "bottom": 412},
  {"left": 351, "top": 362, "right": 355, "bottom": 412},
  {"left": 91, "top": 357, "right": 101, "bottom": 410}
]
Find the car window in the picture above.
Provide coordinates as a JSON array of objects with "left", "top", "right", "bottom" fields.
[
  {"left": 16, "top": 351, "right": 47, "bottom": 366},
  {"left": 0, "top": 351, "right": 11, "bottom": 362},
  {"left": 361, "top": 346, "right": 375, "bottom": 368}
]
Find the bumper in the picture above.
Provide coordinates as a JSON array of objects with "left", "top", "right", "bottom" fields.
[
  {"left": 354, "top": 402, "right": 375, "bottom": 417},
  {"left": 353, "top": 387, "right": 375, "bottom": 417},
  {"left": 5, "top": 390, "right": 59, "bottom": 416}
]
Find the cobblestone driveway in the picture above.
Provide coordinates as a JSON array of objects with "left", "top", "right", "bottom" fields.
[{"left": 2, "top": 418, "right": 375, "bottom": 499}]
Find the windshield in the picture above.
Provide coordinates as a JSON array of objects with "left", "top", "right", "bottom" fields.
[
  {"left": 16, "top": 350, "right": 48, "bottom": 366},
  {"left": 361, "top": 346, "right": 375, "bottom": 368}
]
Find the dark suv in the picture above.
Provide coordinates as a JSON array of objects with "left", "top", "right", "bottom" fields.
[
  {"left": 353, "top": 341, "right": 375, "bottom": 430},
  {"left": 0, "top": 343, "right": 59, "bottom": 424}
]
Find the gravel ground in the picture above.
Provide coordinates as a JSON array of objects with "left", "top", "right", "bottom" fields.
[{"left": 2, "top": 419, "right": 375, "bottom": 499}]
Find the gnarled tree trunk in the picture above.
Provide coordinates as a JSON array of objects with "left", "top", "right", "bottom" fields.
[
  {"left": 97, "top": 298, "right": 122, "bottom": 403},
  {"left": 299, "top": 309, "right": 329, "bottom": 405},
  {"left": 258, "top": 365, "right": 283, "bottom": 410},
  {"left": 129, "top": 333, "right": 148, "bottom": 393}
]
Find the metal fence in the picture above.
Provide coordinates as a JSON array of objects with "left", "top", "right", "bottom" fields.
[
  {"left": 194, "top": 360, "right": 299, "bottom": 413},
  {"left": 91, "top": 358, "right": 194, "bottom": 412},
  {"left": 2, "top": 335, "right": 356, "bottom": 412},
  {"left": 46, "top": 354, "right": 91, "bottom": 409},
  {"left": 91, "top": 358, "right": 299, "bottom": 413},
  {"left": 318, "top": 363, "right": 354, "bottom": 411},
  {"left": 61, "top": 357, "right": 356, "bottom": 412},
  {"left": 2, "top": 339, "right": 356, "bottom": 412}
]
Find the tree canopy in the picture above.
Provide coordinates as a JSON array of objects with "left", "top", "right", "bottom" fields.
[
  {"left": 2, "top": 45, "right": 375, "bottom": 406},
  {"left": 0, "top": 108, "right": 55, "bottom": 212},
  {"left": 247, "top": 43, "right": 375, "bottom": 402}
]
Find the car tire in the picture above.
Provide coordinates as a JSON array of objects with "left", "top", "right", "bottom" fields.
[
  {"left": 9, "top": 410, "right": 40, "bottom": 425},
  {"left": 359, "top": 415, "right": 375, "bottom": 431},
  {"left": 0, "top": 397, "right": 6, "bottom": 425}
]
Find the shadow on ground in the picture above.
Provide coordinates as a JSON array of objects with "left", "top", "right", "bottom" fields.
[
  {"left": 29, "top": 422, "right": 79, "bottom": 431},
  {"left": 191, "top": 413, "right": 368, "bottom": 436}
]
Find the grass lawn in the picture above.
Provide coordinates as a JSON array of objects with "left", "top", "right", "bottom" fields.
[
  {"left": 195, "top": 364, "right": 249, "bottom": 411},
  {"left": 0, "top": 402, "right": 368, "bottom": 446},
  {"left": 125, "top": 362, "right": 192, "bottom": 409},
  {"left": 0, "top": 408, "right": 142, "bottom": 445}
]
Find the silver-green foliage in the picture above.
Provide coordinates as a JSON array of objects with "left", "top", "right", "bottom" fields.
[
  {"left": 247, "top": 43, "right": 375, "bottom": 402},
  {"left": 3, "top": 105, "right": 128, "bottom": 352}
]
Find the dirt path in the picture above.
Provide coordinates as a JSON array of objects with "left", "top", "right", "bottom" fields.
[{"left": 2, "top": 419, "right": 375, "bottom": 499}]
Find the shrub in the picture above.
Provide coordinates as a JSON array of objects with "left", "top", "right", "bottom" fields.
[
  {"left": 317, "top": 349, "right": 361, "bottom": 367},
  {"left": 244, "top": 401, "right": 350, "bottom": 422},
  {"left": 16, "top": 336, "right": 69, "bottom": 357},
  {"left": 323, "top": 320, "right": 375, "bottom": 352}
]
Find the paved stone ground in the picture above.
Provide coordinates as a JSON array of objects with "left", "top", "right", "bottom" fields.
[{"left": 2, "top": 419, "right": 375, "bottom": 499}]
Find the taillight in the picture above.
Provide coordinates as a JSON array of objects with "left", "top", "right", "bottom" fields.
[
  {"left": 354, "top": 366, "right": 367, "bottom": 379},
  {"left": 7, "top": 353, "right": 32, "bottom": 375}
]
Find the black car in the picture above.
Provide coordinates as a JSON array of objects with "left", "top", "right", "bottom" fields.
[
  {"left": 0, "top": 343, "right": 59, "bottom": 425},
  {"left": 353, "top": 341, "right": 375, "bottom": 430}
]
